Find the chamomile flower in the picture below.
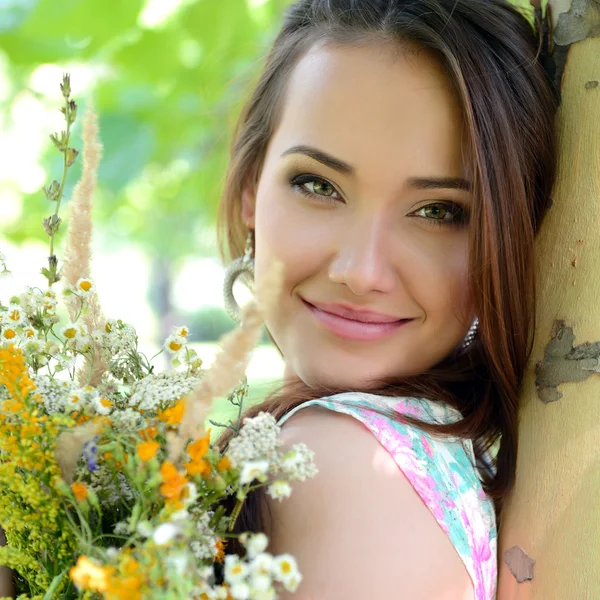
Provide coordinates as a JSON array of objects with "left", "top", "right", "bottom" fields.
[
  {"left": 74, "top": 278, "right": 94, "bottom": 295},
  {"left": 5, "top": 304, "right": 25, "bottom": 327},
  {"left": 164, "top": 333, "right": 187, "bottom": 355},
  {"left": 239, "top": 459, "right": 270, "bottom": 485},
  {"left": 91, "top": 330, "right": 104, "bottom": 344},
  {"left": 21, "top": 326, "right": 36, "bottom": 339},
  {"left": 249, "top": 573, "right": 272, "bottom": 592},
  {"left": 93, "top": 396, "right": 112, "bottom": 416},
  {"left": 67, "top": 390, "right": 83, "bottom": 411},
  {"left": 271, "top": 554, "right": 301, "bottom": 591},
  {"left": 61, "top": 323, "right": 79, "bottom": 341},
  {"left": 250, "top": 552, "right": 273, "bottom": 576},
  {"left": 266, "top": 480, "right": 292, "bottom": 502},
  {"left": 251, "top": 587, "right": 276, "bottom": 600},
  {"left": 224, "top": 555, "right": 248, "bottom": 585},
  {"left": 229, "top": 583, "right": 250, "bottom": 600},
  {"left": 174, "top": 325, "right": 190, "bottom": 338},
  {"left": 1, "top": 328, "right": 17, "bottom": 342},
  {"left": 244, "top": 533, "right": 269, "bottom": 559}
]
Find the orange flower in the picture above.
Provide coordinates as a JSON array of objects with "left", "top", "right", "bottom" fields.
[
  {"left": 69, "top": 556, "right": 112, "bottom": 592},
  {"left": 217, "top": 456, "right": 231, "bottom": 472},
  {"left": 137, "top": 440, "right": 159, "bottom": 462},
  {"left": 214, "top": 538, "right": 226, "bottom": 563},
  {"left": 185, "top": 458, "right": 211, "bottom": 477},
  {"left": 159, "top": 461, "right": 189, "bottom": 504},
  {"left": 138, "top": 425, "right": 158, "bottom": 440},
  {"left": 157, "top": 399, "right": 185, "bottom": 426},
  {"left": 187, "top": 430, "right": 211, "bottom": 462},
  {"left": 105, "top": 576, "right": 142, "bottom": 600},
  {"left": 71, "top": 482, "right": 88, "bottom": 502}
]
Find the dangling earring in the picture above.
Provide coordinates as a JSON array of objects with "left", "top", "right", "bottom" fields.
[
  {"left": 223, "top": 230, "right": 255, "bottom": 324},
  {"left": 461, "top": 317, "right": 479, "bottom": 351}
]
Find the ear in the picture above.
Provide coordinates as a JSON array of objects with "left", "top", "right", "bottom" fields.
[{"left": 240, "top": 176, "right": 256, "bottom": 229}]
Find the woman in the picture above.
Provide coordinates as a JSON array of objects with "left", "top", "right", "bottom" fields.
[{"left": 216, "top": 0, "right": 557, "bottom": 598}]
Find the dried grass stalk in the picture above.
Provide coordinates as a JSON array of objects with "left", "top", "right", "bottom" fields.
[
  {"left": 60, "top": 99, "right": 109, "bottom": 387},
  {"left": 168, "top": 259, "right": 284, "bottom": 463}
]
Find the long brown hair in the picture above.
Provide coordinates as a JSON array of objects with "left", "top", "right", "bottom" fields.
[{"left": 215, "top": 0, "right": 558, "bottom": 546}]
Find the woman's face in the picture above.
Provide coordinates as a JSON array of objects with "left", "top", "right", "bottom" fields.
[{"left": 241, "top": 41, "right": 475, "bottom": 389}]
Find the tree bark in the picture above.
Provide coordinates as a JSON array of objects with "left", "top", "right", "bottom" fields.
[{"left": 498, "top": 1, "right": 600, "bottom": 597}]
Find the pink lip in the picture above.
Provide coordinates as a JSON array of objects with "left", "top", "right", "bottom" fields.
[{"left": 302, "top": 299, "right": 413, "bottom": 341}]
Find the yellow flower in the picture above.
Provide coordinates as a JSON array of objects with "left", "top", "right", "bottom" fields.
[
  {"left": 70, "top": 556, "right": 112, "bottom": 592},
  {"left": 71, "top": 482, "right": 88, "bottom": 502},
  {"left": 0, "top": 345, "right": 36, "bottom": 399},
  {"left": 2, "top": 328, "right": 16, "bottom": 340},
  {"left": 157, "top": 399, "right": 185, "bottom": 426},
  {"left": 136, "top": 440, "right": 159, "bottom": 462}
]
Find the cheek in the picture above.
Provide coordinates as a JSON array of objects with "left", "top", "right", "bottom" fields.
[
  {"left": 399, "top": 232, "right": 471, "bottom": 322},
  {"left": 253, "top": 183, "right": 335, "bottom": 292}
]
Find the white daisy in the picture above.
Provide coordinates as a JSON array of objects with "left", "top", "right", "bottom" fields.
[
  {"left": 239, "top": 459, "right": 270, "bottom": 485},
  {"left": 75, "top": 278, "right": 94, "bottom": 295},
  {"left": 266, "top": 480, "right": 292, "bottom": 502},
  {"left": 224, "top": 555, "right": 248, "bottom": 584}
]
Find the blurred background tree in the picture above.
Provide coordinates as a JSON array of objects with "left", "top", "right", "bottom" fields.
[
  {"left": 0, "top": 0, "right": 296, "bottom": 407},
  {"left": 0, "top": 0, "right": 537, "bottom": 414},
  {"left": 0, "top": 0, "right": 301, "bottom": 423}
]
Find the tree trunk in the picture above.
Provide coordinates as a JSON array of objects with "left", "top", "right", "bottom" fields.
[{"left": 497, "top": 1, "right": 600, "bottom": 597}]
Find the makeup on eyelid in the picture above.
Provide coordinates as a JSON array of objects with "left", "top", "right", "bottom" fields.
[{"left": 286, "top": 172, "right": 470, "bottom": 228}]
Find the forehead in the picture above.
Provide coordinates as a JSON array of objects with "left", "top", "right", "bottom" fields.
[{"left": 269, "top": 41, "right": 469, "bottom": 179}]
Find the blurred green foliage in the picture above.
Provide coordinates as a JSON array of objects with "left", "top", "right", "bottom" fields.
[
  {"left": 0, "top": 0, "right": 540, "bottom": 261},
  {"left": 0, "top": 0, "right": 292, "bottom": 258},
  {"left": 183, "top": 305, "right": 270, "bottom": 344}
]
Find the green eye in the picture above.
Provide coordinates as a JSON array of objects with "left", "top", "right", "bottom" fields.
[
  {"left": 413, "top": 202, "right": 469, "bottom": 228},
  {"left": 290, "top": 174, "right": 341, "bottom": 203}
]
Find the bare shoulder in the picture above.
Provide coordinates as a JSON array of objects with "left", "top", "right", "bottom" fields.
[{"left": 266, "top": 406, "right": 475, "bottom": 600}]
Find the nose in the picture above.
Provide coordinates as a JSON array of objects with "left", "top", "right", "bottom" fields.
[{"left": 328, "top": 216, "right": 397, "bottom": 295}]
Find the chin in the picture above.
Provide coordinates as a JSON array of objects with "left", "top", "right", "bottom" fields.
[{"left": 294, "top": 362, "right": 391, "bottom": 392}]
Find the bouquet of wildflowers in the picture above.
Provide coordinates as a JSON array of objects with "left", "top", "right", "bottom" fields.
[{"left": 0, "top": 75, "right": 317, "bottom": 600}]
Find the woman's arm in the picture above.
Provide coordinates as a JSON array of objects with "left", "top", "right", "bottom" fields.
[
  {"left": 0, "top": 528, "right": 13, "bottom": 599},
  {"left": 266, "top": 406, "right": 475, "bottom": 600}
]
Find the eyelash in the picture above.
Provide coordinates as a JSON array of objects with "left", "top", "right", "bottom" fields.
[{"left": 289, "top": 173, "right": 470, "bottom": 229}]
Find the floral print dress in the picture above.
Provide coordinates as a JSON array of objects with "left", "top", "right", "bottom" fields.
[{"left": 276, "top": 392, "right": 497, "bottom": 600}]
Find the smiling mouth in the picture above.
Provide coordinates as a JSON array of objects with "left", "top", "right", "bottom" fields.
[{"left": 301, "top": 299, "right": 413, "bottom": 341}]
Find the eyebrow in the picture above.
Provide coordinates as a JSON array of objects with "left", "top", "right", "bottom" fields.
[{"left": 280, "top": 145, "right": 472, "bottom": 192}]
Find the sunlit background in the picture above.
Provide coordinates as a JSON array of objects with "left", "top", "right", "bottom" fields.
[
  {"left": 0, "top": 0, "right": 538, "bottom": 426},
  {"left": 0, "top": 0, "right": 293, "bottom": 425}
]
